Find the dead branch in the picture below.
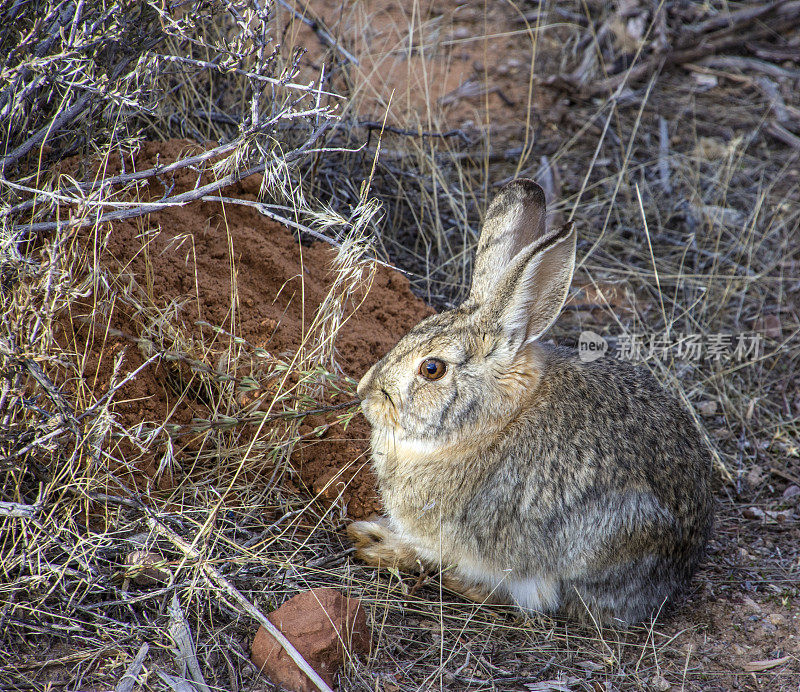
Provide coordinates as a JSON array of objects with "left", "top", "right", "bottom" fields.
[
  {"left": 156, "top": 53, "right": 347, "bottom": 94},
  {"left": 658, "top": 116, "right": 671, "bottom": 194},
  {"left": 699, "top": 55, "right": 800, "bottom": 81},
  {"left": 276, "top": 0, "right": 359, "bottom": 66},
  {"left": 76, "top": 353, "right": 161, "bottom": 422},
  {"left": 358, "top": 121, "right": 470, "bottom": 141},
  {"left": 553, "top": 1, "right": 800, "bottom": 97},
  {"left": 115, "top": 643, "right": 150, "bottom": 692},
  {"left": 765, "top": 121, "right": 800, "bottom": 149},
  {"left": 1, "top": 138, "right": 242, "bottom": 218},
  {"left": 684, "top": 0, "right": 791, "bottom": 36},
  {"left": 0, "top": 500, "right": 37, "bottom": 518},
  {"left": 0, "top": 94, "right": 92, "bottom": 176},
  {"left": 168, "top": 593, "right": 211, "bottom": 692},
  {"left": 12, "top": 121, "right": 333, "bottom": 236},
  {"left": 148, "top": 515, "right": 335, "bottom": 692}
]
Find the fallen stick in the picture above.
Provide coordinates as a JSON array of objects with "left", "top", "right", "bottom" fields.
[
  {"left": 0, "top": 500, "right": 37, "bottom": 518},
  {"left": 276, "top": 0, "right": 359, "bottom": 66},
  {"left": 683, "top": 0, "right": 790, "bottom": 36},
  {"left": 569, "top": 1, "right": 800, "bottom": 97},
  {"left": 1, "top": 139, "right": 239, "bottom": 218},
  {"left": 765, "top": 121, "right": 800, "bottom": 150},
  {"left": 168, "top": 593, "right": 211, "bottom": 692},
  {"left": 658, "top": 116, "right": 671, "bottom": 194},
  {"left": 0, "top": 95, "right": 92, "bottom": 176},
  {"left": 115, "top": 642, "right": 149, "bottom": 692},
  {"left": 147, "top": 515, "right": 335, "bottom": 692},
  {"left": 700, "top": 55, "right": 800, "bottom": 81},
  {"left": 12, "top": 120, "right": 332, "bottom": 236}
]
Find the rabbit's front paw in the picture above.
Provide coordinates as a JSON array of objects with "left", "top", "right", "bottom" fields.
[{"left": 347, "top": 517, "right": 420, "bottom": 571}]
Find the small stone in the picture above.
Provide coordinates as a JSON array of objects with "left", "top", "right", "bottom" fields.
[
  {"left": 692, "top": 73, "right": 718, "bottom": 90},
  {"left": 649, "top": 674, "right": 670, "bottom": 691},
  {"left": 765, "top": 509, "right": 793, "bottom": 522},
  {"left": 251, "top": 588, "right": 370, "bottom": 692},
  {"left": 761, "top": 621, "right": 778, "bottom": 635},
  {"left": 782, "top": 485, "right": 800, "bottom": 500},
  {"left": 124, "top": 550, "right": 169, "bottom": 586},
  {"left": 697, "top": 400, "right": 717, "bottom": 416},
  {"left": 742, "top": 596, "right": 762, "bottom": 613},
  {"left": 746, "top": 465, "right": 764, "bottom": 488},
  {"left": 769, "top": 613, "right": 786, "bottom": 626},
  {"left": 757, "top": 315, "right": 782, "bottom": 340}
]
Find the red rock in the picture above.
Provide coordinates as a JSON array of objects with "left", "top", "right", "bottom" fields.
[{"left": 251, "top": 588, "right": 370, "bottom": 692}]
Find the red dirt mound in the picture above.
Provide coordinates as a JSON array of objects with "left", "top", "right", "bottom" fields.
[{"left": 63, "top": 139, "right": 432, "bottom": 517}]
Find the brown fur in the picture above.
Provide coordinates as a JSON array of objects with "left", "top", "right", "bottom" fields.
[{"left": 351, "top": 180, "right": 714, "bottom": 625}]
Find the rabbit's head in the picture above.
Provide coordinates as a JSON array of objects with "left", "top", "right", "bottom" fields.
[{"left": 358, "top": 180, "right": 576, "bottom": 450}]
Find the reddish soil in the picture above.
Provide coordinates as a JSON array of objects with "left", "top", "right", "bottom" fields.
[
  {"left": 62, "top": 139, "right": 431, "bottom": 516},
  {"left": 49, "top": 2, "right": 800, "bottom": 684},
  {"left": 282, "top": 0, "right": 563, "bottom": 134},
  {"left": 257, "top": 4, "right": 800, "bottom": 686}
]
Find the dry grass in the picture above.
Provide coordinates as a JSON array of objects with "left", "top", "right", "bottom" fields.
[{"left": 2, "top": 0, "right": 800, "bottom": 691}]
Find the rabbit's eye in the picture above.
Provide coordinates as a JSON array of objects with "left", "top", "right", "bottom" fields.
[{"left": 419, "top": 358, "right": 446, "bottom": 381}]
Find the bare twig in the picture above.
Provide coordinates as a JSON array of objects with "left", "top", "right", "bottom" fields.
[
  {"left": 2, "top": 139, "right": 238, "bottom": 218},
  {"left": 201, "top": 194, "right": 402, "bottom": 273},
  {"left": 358, "top": 121, "right": 469, "bottom": 141},
  {"left": 0, "top": 500, "right": 37, "bottom": 518},
  {"left": 157, "top": 53, "right": 346, "bottom": 94},
  {"left": 765, "top": 121, "right": 800, "bottom": 149},
  {"left": 700, "top": 55, "right": 800, "bottom": 81},
  {"left": 685, "top": 0, "right": 791, "bottom": 36},
  {"left": 21, "top": 358, "right": 74, "bottom": 421},
  {"left": 168, "top": 593, "right": 211, "bottom": 692},
  {"left": 755, "top": 76, "right": 792, "bottom": 125},
  {"left": 575, "top": 1, "right": 800, "bottom": 96},
  {"left": 157, "top": 671, "right": 199, "bottom": 692},
  {"left": 746, "top": 41, "right": 800, "bottom": 62},
  {"left": 148, "top": 516, "right": 335, "bottom": 692},
  {"left": 276, "top": 0, "right": 359, "bottom": 66},
  {"left": 0, "top": 94, "right": 91, "bottom": 175},
  {"left": 115, "top": 642, "right": 150, "bottom": 692},
  {"left": 658, "top": 116, "right": 672, "bottom": 194},
  {"left": 13, "top": 121, "right": 334, "bottom": 235},
  {"left": 2, "top": 426, "right": 68, "bottom": 462},
  {"left": 76, "top": 353, "right": 161, "bottom": 421}
]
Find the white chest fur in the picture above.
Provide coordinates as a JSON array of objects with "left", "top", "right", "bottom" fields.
[{"left": 392, "top": 518, "right": 561, "bottom": 614}]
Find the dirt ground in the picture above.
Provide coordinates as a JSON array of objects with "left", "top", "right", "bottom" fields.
[
  {"left": 63, "top": 139, "right": 435, "bottom": 520},
  {"left": 18, "top": 0, "right": 800, "bottom": 689},
  {"left": 287, "top": 11, "right": 800, "bottom": 689},
  {"left": 65, "top": 138, "right": 799, "bottom": 688}
]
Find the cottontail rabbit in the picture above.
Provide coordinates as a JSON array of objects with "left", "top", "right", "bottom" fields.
[{"left": 348, "top": 180, "right": 713, "bottom": 625}]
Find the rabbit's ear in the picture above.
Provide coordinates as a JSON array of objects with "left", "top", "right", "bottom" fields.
[
  {"left": 470, "top": 179, "right": 548, "bottom": 302},
  {"left": 482, "top": 220, "right": 576, "bottom": 345}
]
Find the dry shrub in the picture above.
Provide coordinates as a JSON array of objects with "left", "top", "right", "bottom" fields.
[{"left": 1, "top": 0, "right": 799, "bottom": 690}]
